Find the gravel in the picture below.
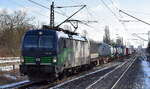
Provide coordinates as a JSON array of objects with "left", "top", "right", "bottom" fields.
[{"left": 50, "top": 56, "right": 133, "bottom": 89}]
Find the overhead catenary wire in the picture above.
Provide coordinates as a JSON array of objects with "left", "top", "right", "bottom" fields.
[
  {"left": 100, "top": 0, "right": 136, "bottom": 46},
  {"left": 108, "top": 0, "right": 150, "bottom": 26},
  {"left": 109, "top": 0, "right": 150, "bottom": 42},
  {"left": 70, "top": 0, "right": 98, "bottom": 22},
  {"left": 55, "top": 5, "right": 85, "bottom": 8},
  {"left": 132, "top": 33, "right": 148, "bottom": 41},
  {"left": 101, "top": 0, "right": 120, "bottom": 21},
  {"left": 121, "top": 9, "right": 150, "bottom": 16},
  {"left": 56, "top": 5, "right": 86, "bottom": 27},
  {"left": 108, "top": 0, "right": 119, "bottom": 10},
  {"left": 119, "top": 10, "right": 150, "bottom": 26},
  {"left": 10, "top": 0, "right": 49, "bottom": 18},
  {"left": 106, "top": 0, "right": 136, "bottom": 34},
  {"left": 100, "top": 0, "right": 128, "bottom": 27},
  {"left": 28, "top": 0, "right": 49, "bottom": 9},
  {"left": 28, "top": 0, "right": 85, "bottom": 17},
  {"left": 100, "top": 0, "right": 137, "bottom": 33},
  {"left": 28, "top": 0, "right": 70, "bottom": 18},
  {"left": 100, "top": 0, "right": 128, "bottom": 32},
  {"left": 70, "top": 0, "right": 79, "bottom": 5},
  {"left": 28, "top": 0, "right": 95, "bottom": 29},
  {"left": 45, "top": 0, "right": 51, "bottom": 3}
]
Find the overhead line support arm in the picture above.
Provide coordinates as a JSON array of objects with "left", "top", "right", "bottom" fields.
[
  {"left": 56, "top": 5, "right": 86, "bottom": 27},
  {"left": 119, "top": 10, "right": 150, "bottom": 26}
]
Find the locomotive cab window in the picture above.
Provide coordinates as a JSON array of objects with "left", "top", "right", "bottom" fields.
[
  {"left": 39, "top": 35, "right": 54, "bottom": 49},
  {"left": 23, "top": 34, "right": 54, "bottom": 49},
  {"left": 23, "top": 35, "right": 38, "bottom": 48}
]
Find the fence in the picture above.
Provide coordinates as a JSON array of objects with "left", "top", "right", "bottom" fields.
[{"left": 0, "top": 57, "right": 20, "bottom": 71}]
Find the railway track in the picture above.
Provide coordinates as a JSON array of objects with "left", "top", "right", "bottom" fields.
[
  {"left": 12, "top": 61, "right": 121, "bottom": 89},
  {"left": 37, "top": 55, "right": 136, "bottom": 89},
  {"left": 110, "top": 55, "right": 137, "bottom": 89},
  {"left": 14, "top": 80, "right": 57, "bottom": 89},
  {"left": 0, "top": 80, "right": 30, "bottom": 89},
  {"left": 3, "top": 55, "right": 136, "bottom": 89},
  {"left": 1, "top": 80, "right": 50, "bottom": 89},
  {"left": 49, "top": 61, "right": 126, "bottom": 89},
  {"left": 15, "top": 81, "right": 44, "bottom": 89},
  {"left": 86, "top": 55, "right": 137, "bottom": 89},
  {"left": 31, "top": 62, "right": 120, "bottom": 89},
  {"left": 43, "top": 55, "right": 136, "bottom": 89}
]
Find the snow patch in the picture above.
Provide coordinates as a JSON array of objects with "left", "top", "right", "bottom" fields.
[
  {"left": 0, "top": 80, "right": 30, "bottom": 89},
  {"left": 0, "top": 65, "right": 19, "bottom": 71},
  {"left": 141, "top": 57, "right": 150, "bottom": 89},
  {"left": 4, "top": 74, "right": 17, "bottom": 80}
]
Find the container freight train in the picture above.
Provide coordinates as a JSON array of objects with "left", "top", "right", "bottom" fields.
[
  {"left": 20, "top": 29, "right": 134, "bottom": 81},
  {"left": 90, "top": 43, "right": 134, "bottom": 66}
]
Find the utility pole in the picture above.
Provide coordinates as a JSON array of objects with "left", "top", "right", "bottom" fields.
[
  {"left": 50, "top": 2, "right": 54, "bottom": 28},
  {"left": 28, "top": 0, "right": 91, "bottom": 33}
]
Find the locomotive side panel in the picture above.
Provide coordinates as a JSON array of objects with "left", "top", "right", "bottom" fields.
[
  {"left": 57, "top": 37, "right": 90, "bottom": 69},
  {"left": 57, "top": 38, "right": 74, "bottom": 69},
  {"left": 84, "top": 42, "right": 90, "bottom": 64},
  {"left": 73, "top": 40, "right": 90, "bottom": 67}
]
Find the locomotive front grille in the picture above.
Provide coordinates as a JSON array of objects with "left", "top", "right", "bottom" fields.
[
  {"left": 24, "top": 57, "right": 35, "bottom": 64},
  {"left": 23, "top": 56, "right": 52, "bottom": 65},
  {"left": 40, "top": 57, "right": 52, "bottom": 63}
]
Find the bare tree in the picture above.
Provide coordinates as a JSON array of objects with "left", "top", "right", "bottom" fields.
[
  {"left": 116, "top": 37, "right": 123, "bottom": 46},
  {"left": 0, "top": 9, "right": 35, "bottom": 56},
  {"left": 103, "top": 25, "right": 111, "bottom": 44}
]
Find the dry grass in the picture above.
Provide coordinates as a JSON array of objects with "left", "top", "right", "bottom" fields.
[{"left": 0, "top": 48, "right": 16, "bottom": 57}]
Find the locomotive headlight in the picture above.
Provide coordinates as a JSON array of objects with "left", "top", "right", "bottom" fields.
[
  {"left": 52, "top": 57, "right": 57, "bottom": 63},
  {"left": 39, "top": 31, "right": 43, "bottom": 35},
  {"left": 20, "top": 56, "right": 24, "bottom": 63}
]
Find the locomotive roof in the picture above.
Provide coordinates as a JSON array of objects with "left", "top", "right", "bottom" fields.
[
  {"left": 26, "top": 29, "right": 56, "bottom": 35},
  {"left": 26, "top": 29, "right": 87, "bottom": 41},
  {"left": 56, "top": 31, "right": 87, "bottom": 41}
]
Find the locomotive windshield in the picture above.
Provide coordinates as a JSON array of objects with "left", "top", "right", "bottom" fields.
[
  {"left": 23, "top": 35, "right": 38, "bottom": 48},
  {"left": 39, "top": 35, "right": 54, "bottom": 49},
  {"left": 23, "top": 35, "right": 54, "bottom": 49}
]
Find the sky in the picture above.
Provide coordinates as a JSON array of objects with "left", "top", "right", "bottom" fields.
[{"left": 0, "top": 0, "right": 150, "bottom": 48}]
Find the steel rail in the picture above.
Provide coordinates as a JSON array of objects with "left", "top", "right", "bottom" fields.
[
  {"left": 86, "top": 55, "right": 136, "bottom": 89},
  {"left": 110, "top": 55, "right": 137, "bottom": 89}
]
